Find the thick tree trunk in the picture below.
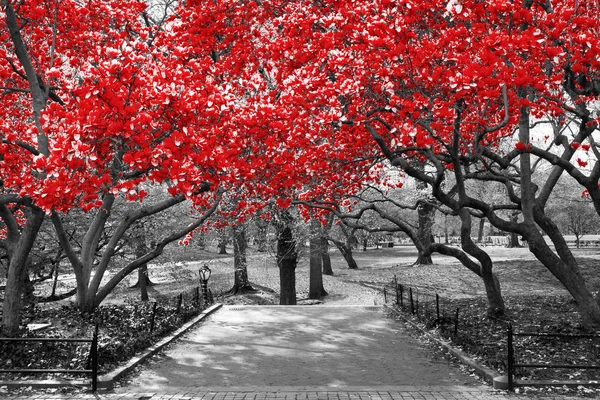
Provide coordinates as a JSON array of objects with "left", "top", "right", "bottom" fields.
[
  {"left": 218, "top": 239, "right": 228, "bottom": 254},
  {"left": 229, "top": 225, "right": 255, "bottom": 294},
  {"left": 531, "top": 208, "right": 600, "bottom": 328},
  {"left": 277, "top": 226, "right": 297, "bottom": 305},
  {"left": 458, "top": 209, "right": 505, "bottom": 318},
  {"left": 2, "top": 208, "right": 45, "bottom": 336},
  {"left": 507, "top": 212, "right": 522, "bottom": 248},
  {"left": 129, "top": 225, "right": 154, "bottom": 301},
  {"left": 320, "top": 237, "right": 333, "bottom": 275},
  {"left": 309, "top": 219, "right": 328, "bottom": 299},
  {"left": 416, "top": 201, "right": 434, "bottom": 264}
]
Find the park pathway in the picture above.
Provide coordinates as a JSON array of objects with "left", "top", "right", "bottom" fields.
[
  {"left": 4, "top": 305, "right": 583, "bottom": 399},
  {"left": 116, "top": 305, "right": 482, "bottom": 391},
  {"left": 107, "top": 305, "right": 524, "bottom": 400}
]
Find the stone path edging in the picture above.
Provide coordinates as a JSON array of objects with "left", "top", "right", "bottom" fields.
[
  {"left": 97, "top": 303, "right": 222, "bottom": 389},
  {"left": 384, "top": 304, "right": 600, "bottom": 391},
  {"left": 0, "top": 303, "right": 222, "bottom": 391},
  {"left": 383, "top": 304, "right": 500, "bottom": 384}
]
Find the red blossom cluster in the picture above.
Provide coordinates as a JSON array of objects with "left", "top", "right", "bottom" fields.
[{"left": 1, "top": 0, "right": 598, "bottom": 217}]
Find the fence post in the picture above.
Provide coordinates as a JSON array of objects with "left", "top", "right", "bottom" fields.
[
  {"left": 384, "top": 287, "right": 387, "bottom": 303},
  {"left": 176, "top": 293, "right": 183, "bottom": 314},
  {"left": 195, "top": 286, "right": 200, "bottom": 305},
  {"left": 415, "top": 289, "right": 419, "bottom": 318},
  {"left": 92, "top": 323, "right": 99, "bottom": 392},
  {"left": 507, "top": 323, "right": 514, "bottom": 391},
  {"left": 454, "top": 307, "right": 459, "bottom": 336},
  {"left": 399, "top": 284, "right": 403, "bottom": 308},
  {"left": 149, "top": 302, "right": 158, "bottom": 333},
  {"left": 395, "top": 284, "right": 400, "bottom": 305},
  {"left": 409, "top": 288, "right": 414, "bottom": 314},
  {"left": 436, "top": 294, "right": 440, "bottom": 324},
  {"left": 208, "top": 288, "right": 214, "bottom": 304}
]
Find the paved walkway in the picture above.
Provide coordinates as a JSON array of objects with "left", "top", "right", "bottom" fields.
[
  {"left": 116, "top": 305, "right": 483, "bottom": 391},
  {"left": 1, "top": 306, "right": 584, "bottom": 399}
]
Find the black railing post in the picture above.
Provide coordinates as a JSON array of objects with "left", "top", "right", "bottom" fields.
[
  {"left": 176, "top": 293, "right": 183, "bottom": 314},
  {"left": 92, "top": 323, "right": 99, "bottom": 392},
  {"left": 454, "top": 307, "right": 459, "bottom": 336},
  {"left": 415, "top": 290, "right": 419, "bottom": 318},
  {"left": 399, "top": 284, "right": 403, "bottom": 308},
  {"left": 508, "top": 323, "right": 514, "bottom": 391},
  {"left": 395, "top": 284, "right": 400, "bottom": 305},
  {"left": 384, "top": 287, "right": 387, "bottom": 303},
  {"left": 149, "top": 302, "right": 158, "bottom": 333},
  {"left": 195, "top": 286, "right": 200, "bottom": 305},
  {"left": 436, "top": 294, "right": 440, "bottom": 324},
  {"left": 409, "top": 288, "right": 414, "bottom": 314}
]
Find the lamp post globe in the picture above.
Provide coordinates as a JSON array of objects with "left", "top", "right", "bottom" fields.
[{"left": 199, "top": 264, "right": 211, "bottom": 304}]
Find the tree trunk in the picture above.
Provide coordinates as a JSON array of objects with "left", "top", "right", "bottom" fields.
[
  {"left": 416, "top": 201, "right": 434, "bottom": 264},
  {"left": 458, "top": 209, "right": 505, "bottom": 318},
  {"left": 477, "top": 218, "right": 485, "bottom": 243},
  {"left": 507, "top": 212, "right": 522, "bottom": 248},
  {"left": 320, "top": 237, "right": 333, "bottom": 275},
  {"left": 255, "top": 218, "right": 268, "bottom": 252},
  {"left": 333, "top": 240, "right": 358, "bottom": 269},
  {"left": 2, "top": 208, "right": 45, "bottom": 336},
  {"left": 130, "top": 227, "right": 154, "bottom": 301},
  {"left": 218, "top": 238, "right": 228, "bottom": 254},
  {"left": 229, "top": 224, "right": 255, "bottom": 294},
  {"left": 444, "top": 215, "right": 449, "bottom": 244},
  {"left": 277, "top": 226, "right": 297, "bottom": 305},
  {"left": 531, "top": 208, "right": 600, "bottom": 328},
  {"left": 309, "top": 219, "right": 328, "bottom": 299}
]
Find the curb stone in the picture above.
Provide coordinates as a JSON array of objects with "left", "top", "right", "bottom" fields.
[
  {"left": 383, "top": 304, "right": 500, "bottom": 384},
  {"left": 384, "top": 304, "right": 600, "bottom": 392},
  {"left": 0, "top": 303, "right": 223, "bottom": 391}
]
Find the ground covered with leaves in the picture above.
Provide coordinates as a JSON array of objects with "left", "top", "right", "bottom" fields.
[
  {"left": 0, "top": 295, "right": 204, "bottom": 381},
  {"left": 2, "top": 244, "right": 600, "bottom": 398}
]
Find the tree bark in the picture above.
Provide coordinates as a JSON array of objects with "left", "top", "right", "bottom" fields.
[
  {"left": 130, "top": 228, "right": 154, "bottom": 301},
  {"left": 507, "top": 212, "right": 522, "bottom": 248},
  {"left": 218, "top": 238, "right": 228, "bottom": 254},
  {"left": 277, "top": 226, "right": 297, "bottom": 305},
  {"left": 255, "top": 218, "right": 268, "bottom": 252},
  {"left": 320, "top": 237, "right": 333, "bottom": 276},
  {"left": 332, "top": 240, "right": 358, "bottom": 269},
  {"left": 229, "top": 224, "right": 255, "bottom": 294},
  {"left": 309, "top": 218, "right": 328, "bottom": 299},
  {"left": 2, "top": 208, "right": 45, "bottom": 336},
  {"left": 444, "top": 215, "right": 449, "bottom": 244},
  {"left": 477, "top": 218, "right": 485, "bottom": 243},
  {"left": 458, "top": 209, "right": 505, "bottom": 318},
  {"left": 416, "top": 201, "right": 434, "bottom": 264}
]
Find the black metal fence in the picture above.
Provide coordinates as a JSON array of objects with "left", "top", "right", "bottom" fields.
[
  {"left": 507, "top": 324, "right": 600, "bottom": 391},
  {"left": 0, "top": 285, "right": 212, "bottom": 391},
  {"left": 385, "top": 277, "right": 600, "bottom": 390},
  {"left": 384, "top": 276, "right": 461, "bottom": 336},
  {"left": 0, "top": 324, "right": 99, "bottom": 391}
]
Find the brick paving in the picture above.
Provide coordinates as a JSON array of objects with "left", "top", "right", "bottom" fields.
[{"left": 0, "top": 388, "right": 583, "bottom": 400}]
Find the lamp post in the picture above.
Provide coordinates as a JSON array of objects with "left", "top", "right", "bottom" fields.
[{"left": 199, "top": 264, "right": 212, "bottom": 305}]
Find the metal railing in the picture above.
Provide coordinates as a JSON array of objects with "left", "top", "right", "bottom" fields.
[
  {"left": 507, "top": 324, "right": 600, "bottom": 391},
  {"left": 0, "top": 324, "right": 99, "bottom": 391}
]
